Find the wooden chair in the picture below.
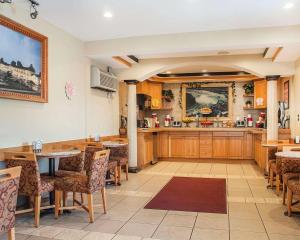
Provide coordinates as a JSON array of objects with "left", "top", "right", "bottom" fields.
[
  {"left": 54, "top": 150, "right": 109, "bottom": 223},
  {"left": 269, "top": 156, "right": 282, "bottom": 195},
  {"left": 0, "top": 166, "right": 21, "bottom": 240},
  {"left": 5, "top": 152, "right": 56, "bottom": 227},
  {"left": 110, "top": 145, "right": 129, "bottom": 182},
  {"left": 281, "top": 157, "right": 300, "bottom": 207},
  {"left": 267, "top": 147, "right": 277, "bottom": 184}
]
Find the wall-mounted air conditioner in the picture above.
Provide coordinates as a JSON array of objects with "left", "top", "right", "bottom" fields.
[{"left": 90, "top": 66, "right": 118, "bottom": 92}]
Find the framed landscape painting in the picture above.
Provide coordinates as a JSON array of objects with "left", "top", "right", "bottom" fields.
[
  {"left": 182, "top": 84, "right": 233, "bottom": 120},
  {"left": 0, "top": 15, "right": 48, "bottom": 102}
]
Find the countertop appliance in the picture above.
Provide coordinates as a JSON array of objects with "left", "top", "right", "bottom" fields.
[{"left": 172, "top": 121, "right": 182, "bottom": 127}]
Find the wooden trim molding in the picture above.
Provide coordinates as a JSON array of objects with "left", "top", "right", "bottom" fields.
[
  {"left": 0, "top": 15, "right": 48, "bottom": 103},
  {"left": 272, "top": 47, "right": 283, "bottom": 62},
  {"left": 112, "top": 56, "right": 132, "bottom": 68},
  {"left": 0, "top": 135, "right": 126, "bottom": 161}
]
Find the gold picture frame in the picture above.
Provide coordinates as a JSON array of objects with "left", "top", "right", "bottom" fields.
[
  {"left": 0, "top": 15, "right": 48, "bottom": 103},
  {"left": 182, "top": 83, "right": 233, "bottom": 120}
]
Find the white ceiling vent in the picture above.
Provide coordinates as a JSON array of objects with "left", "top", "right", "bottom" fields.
[{"left": 90, "top": 66, "right": 118, "bottom": 92}]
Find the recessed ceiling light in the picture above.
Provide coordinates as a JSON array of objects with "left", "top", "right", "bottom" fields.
[
  {"left": 202, "top": 69, "right": 208, "bottom": 73},
  {"left": 284, "top": 2, "right": 294, "bottom": 9},
  {"left": 166, "top": 71, "right": 172, "bottom": 74},
  {"left": 104, "top": 11, "right": 113, "bottom": 18}
]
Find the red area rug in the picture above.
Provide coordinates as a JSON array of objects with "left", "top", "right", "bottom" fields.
[{"left": 145, "top": 177, "right": 227, "bottom": 214}]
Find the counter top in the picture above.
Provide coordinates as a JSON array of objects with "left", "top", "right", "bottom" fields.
[
  {"left": 276, "top": 151, "right": 300, "bottom": 159},
  {"left": 138, "top": 127, "right": 266, "bottom": 133}
]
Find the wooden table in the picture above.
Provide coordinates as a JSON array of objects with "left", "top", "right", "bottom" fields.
[{"left": 36, "top": 150, "right": 81, "bottom": 204}]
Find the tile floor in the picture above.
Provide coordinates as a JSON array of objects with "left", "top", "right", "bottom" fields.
[{"left": 1, "top": 160, "right": 300, "bottom": 240}]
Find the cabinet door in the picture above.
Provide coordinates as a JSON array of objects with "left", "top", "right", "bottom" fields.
[
  {"left": 199, "top": 134, "right": 213, "bottom": 158},
  {"left": 158, "top": 132, "right": 169, "bottom": 158},
  {"left": 254, "top": 80, "right": 267, "bottom": 109},
  {"left": 169, "top": 136, "right": 186, "bottom": 158},
  {"left": 228, "top": 137, "right": 244, "bottom": 159},
  {"left": 144, "top": 134, "right": 153, "bottom": 165},
  {"left": 185, "top": 136, "right": 200, "bottom": 158},
  {"left": 213, "top": 137, "right": 228, "bottom": 158},
  {"left": 150, "top": 83, "right": 162, "bottom": 109},
  {"left": 243, "top": 133, "right": 253, "bottom": 159},
  {"left": 136, "top": 81, "right": 149, "bottom": 95}
]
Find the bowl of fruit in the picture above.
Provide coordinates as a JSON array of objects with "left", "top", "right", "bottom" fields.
[{"left": 182, "top": 117, "right": 194, "bottom": 127}]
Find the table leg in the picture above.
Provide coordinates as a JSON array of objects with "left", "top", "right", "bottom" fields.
[{"left": 49, "top": 157, "right": 55, "bottom": 205}]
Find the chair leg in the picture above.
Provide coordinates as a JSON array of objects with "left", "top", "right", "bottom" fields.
[
  {"left": 282, "top": 182, "right": 286, "bottom": 205},
  {"left": 81, "top": 193, "right": 84, "bottom": 204},
  {"left": 118, "top": 165, "right": 122, "bottom": 184},
  {"left": 73, "top": 192, "right": 77, "bottom": 206},
  {"left": 287, "top": 187, "right": 293, "bottom": 217},
  {"left": 87, "top": 194, "right": 94, "bottom": 223},
  {"left": 125, "top": 163, "right": 129, "bottom": 181},
  {"left": 276, "top": 174, "right": 281, "bottom": 195},
  {"left": 101, "top": 187, "right": 107, "bottom": 214},
  {"left": 55, "top": 190, "right": 61, "bottom": 219},
  {"left": 34, "top": 195, "right": 41, "bottom": 227},
  {"left": 7, "top": 228, "right": 15, "bottom": 240},
  {"left": 269, "top": 169, "right": 274, "bottom": 188},
  {"left": 63, "top": 192, "right": 67, "bottom": 207},
  {"left": 114, "top": 166, "right": 118, "bottom": 186}
]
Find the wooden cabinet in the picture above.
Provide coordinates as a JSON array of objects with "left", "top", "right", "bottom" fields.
[
  {"left": 228, "top": 133, "right": 244, "bottom": 159},
  {"left": 213, "top": 136, "right": 228, "bottom": 158},
  {"left": 243, "top": 132, "right": 253, "bottom": 159},
  {"left": 144, "top": 134, "right": 153, "bottom": 165},
  {"left": 169, "top": 135, "right": 186, "bottom": 158},
  {"left": 136, "top": 81, "right": 149, "bottom": 95},
  {"left": 158, "top": 132, "right": 169, "bottom": 158},
  {"left": 185, "top": 136, "right": 200, "bottom": 158},
  {"left": 199, "top": 132, "right": 213, "bottom": 158},
  {"left": 136, "top": 80, "right": 162, "bottom": 109},
  {"left": 150, "top": 83, "right": 162, "bottom": 109},
  {"left": 137, "top": 132, "right": 153, "bottom": 168},
  {"left": 254, "top": 80, "right": 267, "bottom": 109}
]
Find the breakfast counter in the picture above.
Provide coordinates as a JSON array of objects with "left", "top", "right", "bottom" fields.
[{"left": 137, "top": 127, "right": 268, "bottom": 169}]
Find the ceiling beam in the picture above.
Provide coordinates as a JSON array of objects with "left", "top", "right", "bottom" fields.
[
  {"left": 112, "top": 56, "right": 132, "bottom": 68},
  {"left": 272, "top": 47, "right": 283, "bottom": 62}
]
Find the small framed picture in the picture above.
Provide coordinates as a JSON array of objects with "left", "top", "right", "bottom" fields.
[{"left": 284, "top": 80, "right": 289, "bottom": 109}]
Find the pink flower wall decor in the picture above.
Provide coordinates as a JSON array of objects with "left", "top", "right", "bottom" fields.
[{"left": 65, "top": 81, "right": 75, "bottom": 100}]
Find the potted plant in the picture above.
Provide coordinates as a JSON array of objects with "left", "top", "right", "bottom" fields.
[
  {"left": 245, "top": 100, "right": 252, "bottom": 108},
  {"left": 243, "top": 82, "right": 254, "bottom": 95},
  {"left": 162, "top": 90, "right": 174, "bottom": 102}
]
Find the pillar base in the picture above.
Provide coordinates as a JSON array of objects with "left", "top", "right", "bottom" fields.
[{"left": 128, "top": 167, "right": 140, "bottom": 173}]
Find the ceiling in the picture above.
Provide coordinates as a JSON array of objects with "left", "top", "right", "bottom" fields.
[
  {"left": 162, "top": 65, "right": 240, "bottom": 74},
  {"left": 29, "top": 0, "right": 300, "bottom": 41},
  {"left": 136, "top": 48, "right": 266, "bottom": 60}
]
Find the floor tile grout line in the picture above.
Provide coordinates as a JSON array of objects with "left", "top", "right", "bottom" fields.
[
  {"left": 188, "top": 212, "right": 198, "bottom": 240},
  {"left": 244, "top": 170, "right": 271, "bottom": 240},
  {"left": 150, "top": 209, "right": 168, "bottom": 238}
]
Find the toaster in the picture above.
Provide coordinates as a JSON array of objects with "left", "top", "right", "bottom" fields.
[{"left": 172, "top": 121, "right": 182, "bottom": 127}]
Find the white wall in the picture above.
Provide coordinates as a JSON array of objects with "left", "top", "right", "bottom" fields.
[
  {"left": 0, "top": 6, "right": 119, "bottom": 148},
  {"left": 290, "top": 59, "right": 300, "bottom": 137}
]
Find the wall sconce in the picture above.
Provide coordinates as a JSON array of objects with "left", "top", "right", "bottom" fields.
[{"left": 0, "top": 0, "right": 39, "bottom": 19}]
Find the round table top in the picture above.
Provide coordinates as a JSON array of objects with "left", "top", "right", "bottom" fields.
[
  {"left": 36, "top": 149, "right": 81, "bottom": 158},
  {"left": 102, "top": 141, "right": 128, "bottom": 148},
  {"left": 275, "top": 151, "right": 300, "bottom": 159}
]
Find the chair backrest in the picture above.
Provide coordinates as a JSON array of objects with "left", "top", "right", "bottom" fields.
[
  {"left": 0, "top": 166, "right": 21, "bottom": 233},
  {"left": 84, "top": 146, "right": 104, "bottom": 170},
  {"left": 281, "top": 157, "right": 300, "bottom": 174},
  {"left": 58, "top": 152, "right": 84, "bottom": 172},
  {"left": 4, "top": 152, "right": 42, "bottom": 196},
  {"left": 110, "top": 145, "right": 129, "bottom": 159},
  {"left": 86, "top": 150, "right": 109, "bottom": 193}
]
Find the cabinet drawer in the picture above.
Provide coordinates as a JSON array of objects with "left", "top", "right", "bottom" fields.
[
  {"left": 200, "top": 132, "right": 213, "bottom": 137},
  {"left": 200, "top": 139, "right": 212, "bottom": 146}
]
